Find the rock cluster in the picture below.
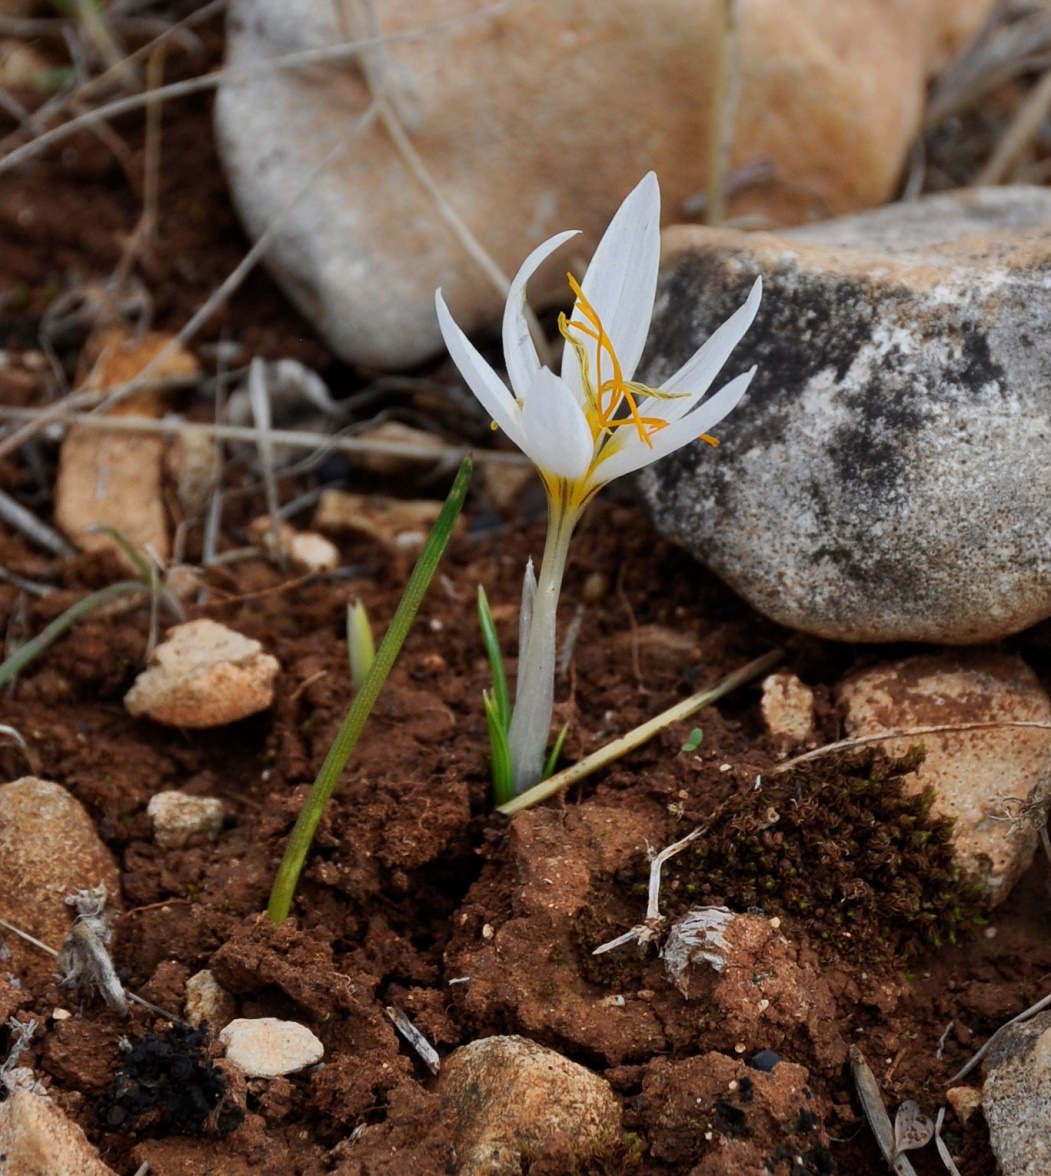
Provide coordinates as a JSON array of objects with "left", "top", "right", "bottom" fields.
[{"left": 215, "top": 0, "right": 993, "bottom": 368}]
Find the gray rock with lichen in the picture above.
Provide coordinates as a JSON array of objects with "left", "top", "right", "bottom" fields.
[
  {"left": 638, "top": 187, "right": 1051, "bottom": 643},
  {"left": 982, "top": 1008, "right": 1051, "bottom": 1176}
]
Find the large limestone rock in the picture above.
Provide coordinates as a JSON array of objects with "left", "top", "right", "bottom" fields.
[
  {"left": 215, "top": 0, "right": 993, "bottom": 368},
  {"left": 638, "top": 186, "right": 1051, "bottom": 643}
]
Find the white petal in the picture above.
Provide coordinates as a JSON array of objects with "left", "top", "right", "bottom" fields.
[
  {"left": 503, "top": 229, "right": 579, "bottom": 398},
  {"left": 657, "top": 277, "right": 763, "bottom": 422},
  {"left": 435, "top": 289, "right": 526, "bottom": 450},
  {"left": 594, "top": 367, "right": 756, "bottom": 482},
  {"left": 520, "top": 368, "right": 594, "bottom": 480},
  {"left": 561, "top": 172, "right": 661, "bottom": 395}
]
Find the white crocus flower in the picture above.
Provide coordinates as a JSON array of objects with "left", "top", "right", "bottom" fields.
[{"left": 436, "top": 172, "right": 762, "bottom": 794}]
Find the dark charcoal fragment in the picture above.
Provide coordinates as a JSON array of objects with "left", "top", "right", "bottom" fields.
[
  {"left": 748, "top": 1050, "right": 781, "bottom": 1072},
  {"left": 96, "top": 1023, "right": 244, "bottom": 1137}
]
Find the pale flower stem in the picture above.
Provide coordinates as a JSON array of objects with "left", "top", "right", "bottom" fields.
[{"left": 508, "top": 506, "right": 580, "bottom": 793}]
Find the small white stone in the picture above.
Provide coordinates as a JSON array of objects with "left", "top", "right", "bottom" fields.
[
  {"left": 147, "top": 792, "right": 223, "bottom": 849},
  {"left": 124, "top": 619, "right": 279, "bottom": 728},
  {"left": 219, "top": 1017, "right": 323, "bottom": 1078},
  {"left": 760, "top": 673, "right": 815, "bottom": 742},
  {"left": 184, "top": 969, "right": 237, "bottom": 1030}
]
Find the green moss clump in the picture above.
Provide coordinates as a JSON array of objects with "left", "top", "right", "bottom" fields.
[{"left": 663, "top": 749, "right": 985, "bottom": 961}]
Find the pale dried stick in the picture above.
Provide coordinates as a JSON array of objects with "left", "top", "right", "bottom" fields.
[
  {"left": 113, "top": 41, "right": 167, "bottom": 287},
  {"left": 0, "top": 486, "right": 75, "bottom": 556},
  {"left": 0, "top": 104, "right": 379, "bottom": 462},
  {"left": 246, "top": 359, "right": 286, "bottom": 568},
  {"left": 705, "top": 0, "right": 742, "bottom": 227},
  {"left": 934, "top": 1107, "right": 963, "bottom": 1176},
  {"left": 0, "top": 405, "right": 530, "bottom": 466},
  {"left": 947, "top": 986, "right": 1051, "bottom": 1083},
  {"left": 925, "top": 4, "right": 1051, "bottom": 130},
  {"left": 773, "top": 720, "right": 1051, "bottom": 775},
  {"left": 976, "top": 65, "right": 1051, "bottom": 182},
  {"left": 0, "top": 0, "right": 223, "bottom": 158},
  {"left": 499, "top": 647, "right": 783, "bottom": 816},
  {"left": 850, "top": 1047, "right": 920, "bottom": 1176},
  {"left": 0, "top": 1, "right": 521, "bottom": 176}
]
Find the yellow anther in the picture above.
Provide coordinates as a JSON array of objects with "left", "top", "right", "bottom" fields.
[{"left": 561, "top": 274, "right": 667, "bottom": 446}]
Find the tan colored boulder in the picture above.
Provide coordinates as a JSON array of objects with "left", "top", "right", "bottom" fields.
[
  {"left": 215, "top": 0, "right": 994, "bottom": 368},
  {"left": 838, "top": 651, "right": 1051, "bottom": 906},
  {"left": 124, "top": 619, "right": 279, "bottom": 728},
  {"left": 54, "top": 329, "right": 199, "bottom": 565},
  {"left": 0, "top": 777, "right": 120, "bottom": 983},
  {"left": 439, "top": 1035, "right": 621, "bottom": 1175}
]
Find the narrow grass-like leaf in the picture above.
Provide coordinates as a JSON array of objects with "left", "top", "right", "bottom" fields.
[
  {"left": 267, "top": 455, "right": 472, "bottom": 924},
  {"left": 476, "top": 585, "right": 509, "bottom": 730},
  {"left": 85, "top": 525, "right": 154, "bottom": 581},
  {"left": 0, "top": 580, "right": 147, "bottom": 692},
  {"left": 484, "top": 690, "right": 514, "bottom": 805},
  {"left": 542, "top": 721, "right": 569, "bottom": 780}
]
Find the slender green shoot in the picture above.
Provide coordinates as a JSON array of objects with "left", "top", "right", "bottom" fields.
[
  {"left": 346, "top": 599, "right": 376, "bottom": 690},
  {"left": 483, "top": 690, "right": 514, "bottom": 805},
  {"left": 543, "top": 721, "right": 569, "bottom": 780},
  {"left": 477, "top": 585, "right": 515, "bottom": 802},
  {"left": 85, "top": 523, "right": 185, "bottom": 656},
  {"left": 0, "top": 580, "right": 148, "bottom": 692},
  {"left": 476, "top": 586, "right": 509, "bottom": 728},
  {"left": 267, "top": 455, "right": 472, "bottom": 924},
  {"left": 498, "top": 648, "right": 783, "bottom": 816}
]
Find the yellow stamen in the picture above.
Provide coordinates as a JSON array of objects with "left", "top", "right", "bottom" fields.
[
  {"left": 701, "top": 434, "right": 718, "bottom": 447},
  {"left": 559, "top": 274, "right": 671, "bottom": 447}
]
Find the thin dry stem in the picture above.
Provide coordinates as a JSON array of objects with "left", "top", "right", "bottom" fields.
[
  {"left": 0, "top": 105, "right": 379, "bottom": 461},
  {"left": 773, "top": 720, "right": 1051, "bottom": 775},
  {"left": 0, "top": 404, "right": 530, "bottom": 467},
  {"left": 0, "top": 1, "right": 521, "bottom": 177},
  {"left": 113, "top": 42, "right": 167, "bottom": 287},
  {"left": 705, "top": 0, "right": 742, "bottom": 227},
  {"left": 976, "top": 64, "right": 1051, "bottom": 182}
]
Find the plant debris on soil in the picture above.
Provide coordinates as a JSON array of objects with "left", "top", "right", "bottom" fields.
[{"left": 1, "top": 6, "right": 1051, "bottom": 1176}]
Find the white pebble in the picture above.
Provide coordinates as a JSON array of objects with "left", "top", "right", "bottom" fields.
[
  {"left": 147, "top": 792, "right": 223, "bottom": 849},
  {"left": 219, "top": 1017, "right": 323, "bottom": 1078}
]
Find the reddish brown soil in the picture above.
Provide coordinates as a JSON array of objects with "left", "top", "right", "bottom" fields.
[{"left": 1, "top": 14, "right": 1050, "bottom": 1176}]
